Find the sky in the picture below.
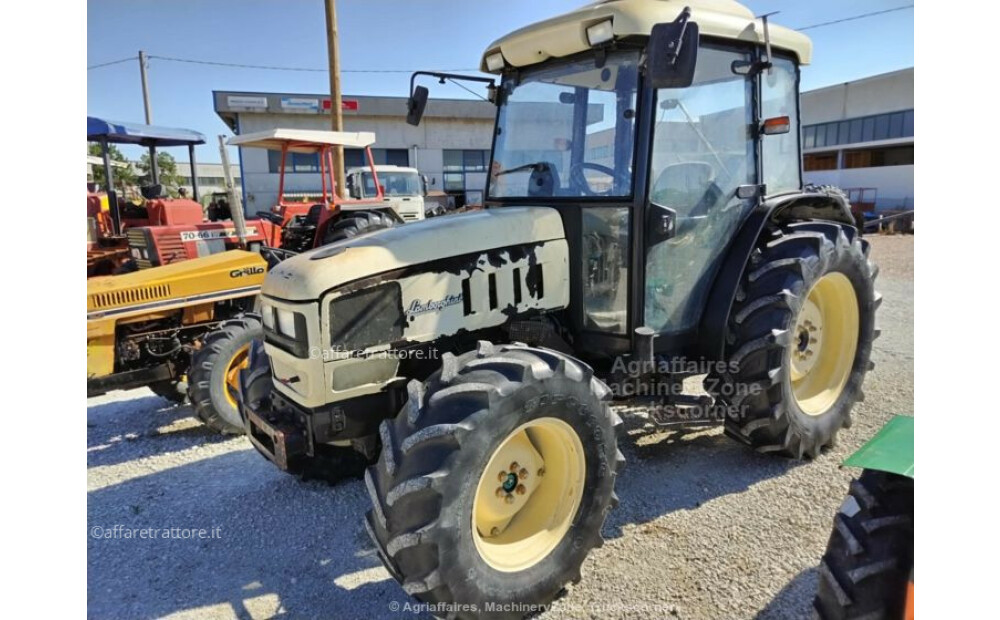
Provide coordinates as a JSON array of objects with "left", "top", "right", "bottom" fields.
[{"left": 87, "top": 0, "right": 914, "bottom": 163}]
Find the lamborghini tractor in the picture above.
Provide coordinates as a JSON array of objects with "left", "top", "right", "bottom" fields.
[{"left": 237, "top": 1, "right": 881, "bottom": 616}]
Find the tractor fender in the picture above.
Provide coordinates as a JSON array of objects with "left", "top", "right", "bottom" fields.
[
  {"left": 697, "top": 188, "right": 856, "bottom": 361},
  {"left": 843, "top": 415, "right": 914, "bottom": 478}
]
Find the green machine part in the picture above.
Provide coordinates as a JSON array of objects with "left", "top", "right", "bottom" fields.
[{"left": 843, "top": 415, "right": 914, "bottom": 478}]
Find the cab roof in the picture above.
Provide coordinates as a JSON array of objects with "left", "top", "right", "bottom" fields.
[
  {"left": 481, "top": 0, "right": 812, "bottom": 72},
  {"left": 228, "top": 128, "right": 377, "bottom": 152}
]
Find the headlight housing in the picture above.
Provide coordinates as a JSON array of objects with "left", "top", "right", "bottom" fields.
[
  {"left": 262, "top": 303, "right": 309, "bottom": 358},
  {"left": 586, "top": 19, "right": 614, "bottom": 46},
  {"left": 485, "top": 52, "right": 505, "bottom": 72}
]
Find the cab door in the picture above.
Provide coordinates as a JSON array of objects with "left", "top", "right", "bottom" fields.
[{"left": 642, "top": 45, "right": 757, "bottom": 337}]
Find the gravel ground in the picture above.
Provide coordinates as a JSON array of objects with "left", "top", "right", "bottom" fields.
[{"left": 87, "top": 234, "right": 913, "bottom": 620}]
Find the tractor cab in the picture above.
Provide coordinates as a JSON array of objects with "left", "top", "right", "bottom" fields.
[
  {"left": 228, "top": 129, "right": 393, "bottom": 252},
  {"left": 86, "top": 117, "right": 208, "bottom": 275}
]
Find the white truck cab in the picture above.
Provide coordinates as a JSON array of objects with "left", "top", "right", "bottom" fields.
[{"left": 345, "top": 165, "right": 427, "bottom": 222}]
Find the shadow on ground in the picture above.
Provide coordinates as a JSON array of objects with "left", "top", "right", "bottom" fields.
[{"left": 88, "top": 396, "right": 802, "bottom": 619}]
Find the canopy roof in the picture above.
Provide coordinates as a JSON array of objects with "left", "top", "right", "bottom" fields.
[
  {"left": 228, "top": 128, "right": 377, "bottom": 152},
  {"left": 87, "top": 116, "right": 206, "bottom": 146}
]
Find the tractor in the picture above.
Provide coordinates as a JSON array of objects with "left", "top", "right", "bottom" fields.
[
  {"left": 814, "top": 416, "right": 914, "bottom": 620},
  {"left": 236, "top": 0, "right": 881, "bottom": 616},
  {"left": 87, "top": 117, "right": 210, "bottom": 276},
  {"left": 227, "top": 129, "right": 409, "bottom": 254}
]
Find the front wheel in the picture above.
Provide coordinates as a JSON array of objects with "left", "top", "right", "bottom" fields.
[
  {"left": 365, "top": 342, "right": 624, "bottom": 618},
  {"left": 710, "top": 222, "right": 880, "bottom": 458},
  {"left": 188, "top": 315, "right": 262, "bottom": 434}
]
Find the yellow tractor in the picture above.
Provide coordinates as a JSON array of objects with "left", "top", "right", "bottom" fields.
[{"left": 87, "top": 250, "right": 266, "bottom": 433}]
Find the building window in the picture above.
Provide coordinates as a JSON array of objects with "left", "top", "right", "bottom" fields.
[
  {"left": 804, "top": 152, "right": 839, "bottom": 171},
  {"left": 843, "top": 145, "right": 914, "bottom": 169},
  {"left": 804, "top": 109, "right": 914, "bottom": 149},
  {"left": 267, "top": 148, "right": 408, "bottom": 173},
  {"left": 442, "top": 149, "right": 491, "bottom": 199}
]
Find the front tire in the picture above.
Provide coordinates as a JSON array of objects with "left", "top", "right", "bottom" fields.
[
  {"left": 814, "top": 470, "right": 913, "bottom": 619},
  {"left": 710, "top": 222, "right": 880, "bottom": 458},
  {"left": 365, "top": 342, "right": 624, "bottom": 619},
  {"left": 188, "top": 315, "right": 262, "bottom": 434}
]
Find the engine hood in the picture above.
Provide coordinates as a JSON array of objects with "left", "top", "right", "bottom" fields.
[{"left": 263, "top": 207, "right": 566, "bottom": 301}]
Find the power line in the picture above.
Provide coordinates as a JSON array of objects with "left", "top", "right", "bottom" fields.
[
  {"left": 147, "top": 54, "right": 480, "bottom": 74},
  {"left": 796, "top": 5, "right": 913, "bottom": 32},
  {"left": 87, "top": 57, "right": 134, "bottom": 70}
]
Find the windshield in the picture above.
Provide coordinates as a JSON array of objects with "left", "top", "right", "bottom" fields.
[
  {"left": 363, "top": 171, "right": 421, "bottom": 197},
  {"left": 489, "top": 51, "right": 639, "bottom": 199}
]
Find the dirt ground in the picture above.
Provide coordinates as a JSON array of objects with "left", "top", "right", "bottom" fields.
[{"left": 87, "top": 234, "right": 913, "bottom": 619}]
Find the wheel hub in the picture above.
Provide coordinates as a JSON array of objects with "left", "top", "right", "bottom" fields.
[
  {"left": 223, "top": 344, "right": 251, "bottom": 409},
  {"left": 788, "top": 272, "right": 860, "bottom": 416},
  {"left": 472, "top": 417, "right": 586, "bottom": 572}
]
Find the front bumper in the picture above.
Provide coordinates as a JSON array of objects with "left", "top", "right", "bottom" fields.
[{"left": 241, "top": 386, "right": 402, "bottom": 471}]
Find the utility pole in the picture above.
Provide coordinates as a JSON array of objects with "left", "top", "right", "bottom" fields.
[
  {"left": 138, "top": 50, "right": 159, "bottom": 184},
  {"left": 324, "top": 0, "right": 346, "bottom": 198}
]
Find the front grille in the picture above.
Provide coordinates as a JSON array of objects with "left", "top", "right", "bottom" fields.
[
  {"left": 126, "top": 229, "right": 146, "bottom": 248},
  {"left": 90, "top": 284, "right": 171, "bottom": 310}
]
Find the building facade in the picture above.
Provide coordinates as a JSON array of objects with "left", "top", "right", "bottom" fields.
[
  {"left": 800, "top": 68, "right": 914, "bottom": 212},
  {"left": 213, "top": 91, "right": 495, "bottom": 212},
  {"left": 214, "top": 69, "right": 914, "bottom": 216}
]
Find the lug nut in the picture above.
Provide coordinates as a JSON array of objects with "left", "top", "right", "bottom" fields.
[
  {"left": 495, "top": 487, "right": 505, "bottom": 498},
  {"left": 497, "top": 471, "right": 507, "bottom": 482},
  {"left": 515, "top": 484, "right": 526, "bottom": 495},
  {"left": 490, "top": 527, "right": 501, "bottom": 537},
  {"left": 519, "top": 468, "right": 529, "bottom": 479},
  {"left": 504, "top": 495, "right": 515, "bottom": 505},
  {"left": 537, "top": 467, "right": 546, "bottom": 477},
  {"left": 509, "top": 462, "right": 520, "bottom": 472}
]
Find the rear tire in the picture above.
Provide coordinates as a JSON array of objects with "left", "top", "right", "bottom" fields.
[
  {"left": 188, "top": 315, "right": 262, "bottom": 434},
  {"left": 365, "top": 342, "right": 624, "bottom": 619},
  {"left": 709, "top": 222, "right": 880, "bottom": 458},
  {"left": 322, "top": 210, "right": 396, "bottom": 244},
  {"left": 814, "top": 469, "right": 913, "bottom": 619}
]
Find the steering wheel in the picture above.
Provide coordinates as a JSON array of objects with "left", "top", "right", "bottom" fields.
[{"left": 569, "top": 162, "right": 629, "bottom": 197}]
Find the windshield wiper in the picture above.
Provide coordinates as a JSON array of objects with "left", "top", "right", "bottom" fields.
[{"left": 494, "top": 161, "right": 556, "bottom": 177}]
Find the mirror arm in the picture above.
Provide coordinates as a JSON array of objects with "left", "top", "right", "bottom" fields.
[
  {"left": 665, "top": 7, "right": 693, "bottom": 66},
  {"left": 409, "top": 71, "right": 497, "bottom": 104}
]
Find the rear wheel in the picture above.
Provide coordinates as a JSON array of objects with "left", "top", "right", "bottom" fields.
[
  {"left": 365, "top": 342, "right": 623, "bottom": 618},
  {"left": 710, "top": 222, "right": 880, "bottom": 458},
  {"left": 322, "top": 210, "right": 396, "bottom": 244},
  {"left": 188, "top": 315, "right": 262, "bottom": 434},
  {"left": 814, "top": 469, "right": 913, "bottom": 619}
]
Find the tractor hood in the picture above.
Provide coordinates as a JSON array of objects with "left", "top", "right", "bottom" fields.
[{"left": 263, "top": 207, "right": 566, "bottom": 301}]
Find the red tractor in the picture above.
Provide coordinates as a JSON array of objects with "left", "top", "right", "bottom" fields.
[
  {"left": 87, "top": 117, "right": 213, "bottom": 276},
  {"left": 124, "top": 129, "right": 396, "bottom": 268}
]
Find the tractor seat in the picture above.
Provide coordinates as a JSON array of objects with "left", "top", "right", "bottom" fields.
[{"left": 651, "top": 162, "right": 722, "bottom": 217}]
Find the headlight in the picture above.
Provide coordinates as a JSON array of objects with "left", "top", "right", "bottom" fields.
[
  {"left": 261, "top": 304, "right": 274, "bottom": 330},
  {"left": 262, "top": 305, "right": 310, "bottom": 358},
  {"left": 276, "top": 308, "right": 299, "bottom": 339},
  {"left": 586, "top": 19, "right": 614, "bottom": 46},
  {"left": 485, "top": 52, "right": 505, "bottom": 72}
]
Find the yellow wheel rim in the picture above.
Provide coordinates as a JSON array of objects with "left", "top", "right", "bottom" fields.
[
  {"left": 790, "top": 272, "right": 859, "bottom": 416},
  {"left": 472, "top": 417, "right": 586, "bottom": 572},
  {"left": 223, "top": 344, "right": 251, "bottom": 409}
]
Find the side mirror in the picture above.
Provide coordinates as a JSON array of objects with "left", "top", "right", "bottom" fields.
[
  {"left": 647, "top": 14, "right": 699, "bottom": 89},
  {"left": 406, "top": 85, "right": 429, "bottom": 126}
]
